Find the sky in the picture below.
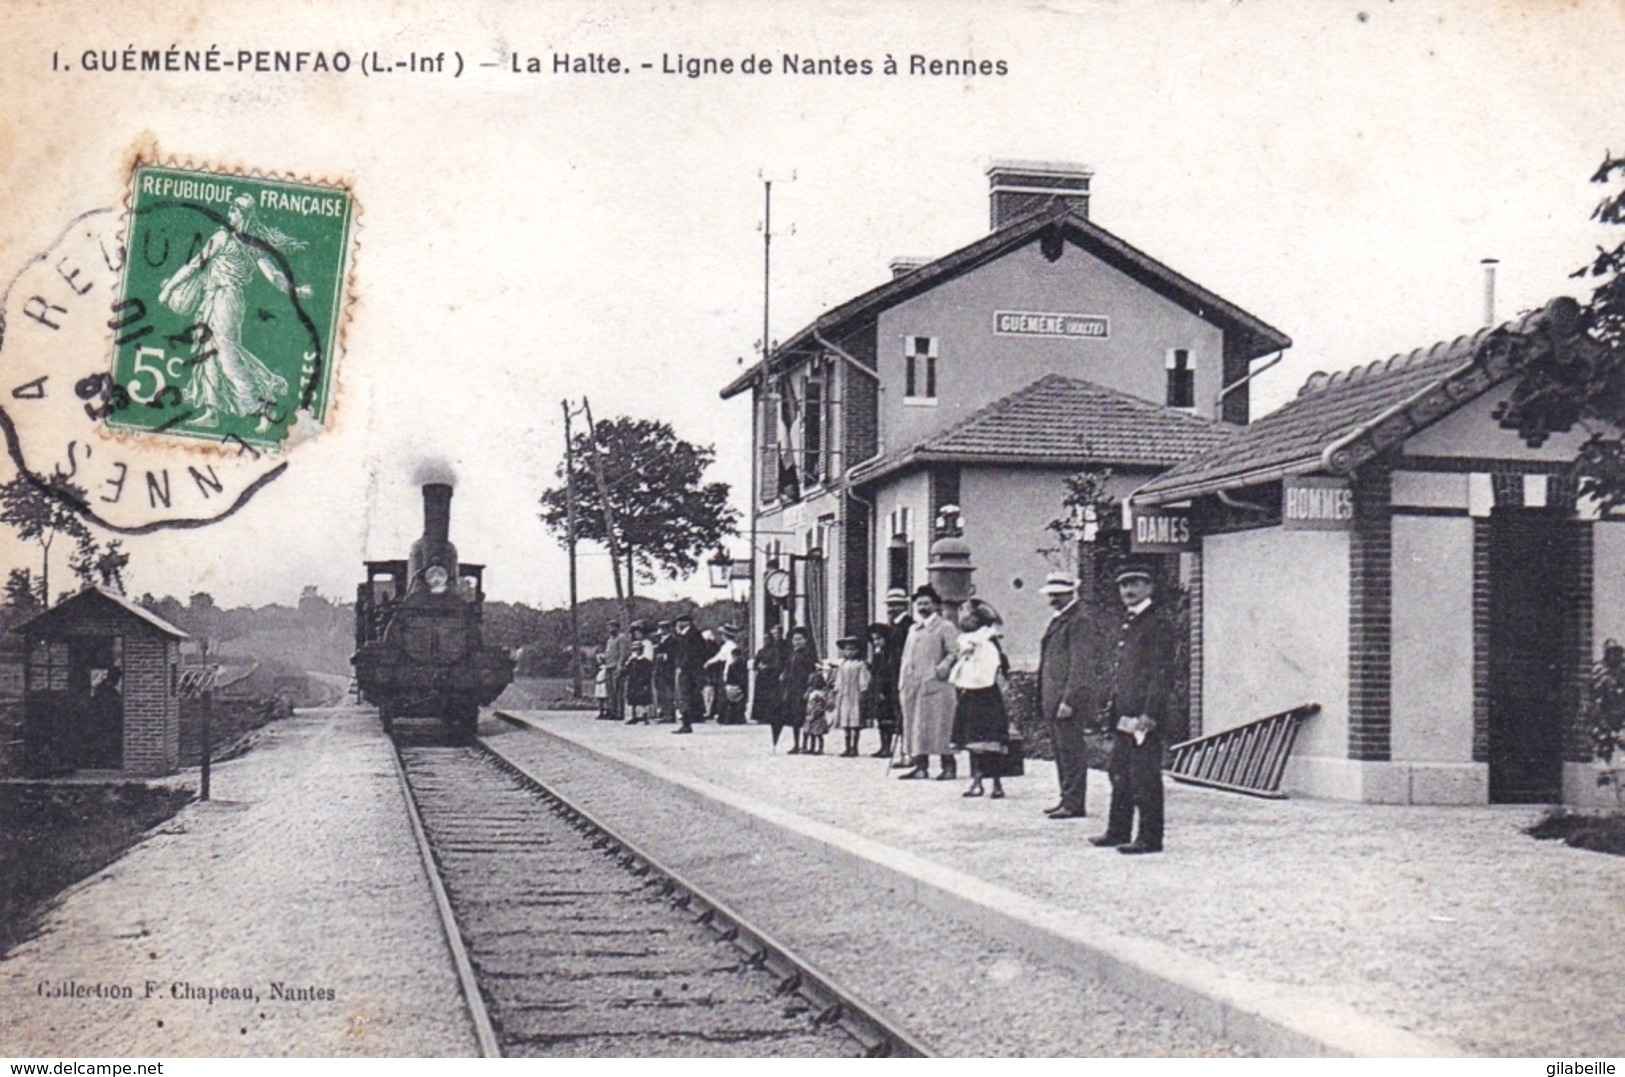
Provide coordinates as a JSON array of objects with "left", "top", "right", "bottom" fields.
[{"left": 2, "top": 0, "right": 1623, "bottom": 611}]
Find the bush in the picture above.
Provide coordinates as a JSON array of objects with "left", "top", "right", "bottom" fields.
[
  {"left": 0, "top": 782, "right": 193, "bottom": 954},
  {"left": 1525, "top": 809, "right": 1625, "bottom": 856}
]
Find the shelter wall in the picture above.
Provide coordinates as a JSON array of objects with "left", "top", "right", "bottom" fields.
[
  {"left": 1389, "top": 515, "right": 1475, "bottom": 765},
  {"left": 1201, "top": 527, "right": 1349, "bottom": 763}
]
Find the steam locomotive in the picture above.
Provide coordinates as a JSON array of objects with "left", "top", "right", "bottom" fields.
[{"left": 352, "top": 483, "right": 515, "bottom": 735}]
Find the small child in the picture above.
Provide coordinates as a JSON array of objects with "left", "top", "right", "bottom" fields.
[
  {"left": 592, "top": 653, "right": 609, "bottom": 719},
  {"left": 829, "top": 636, "right": 872, "bottom": 757},
  {"left": 803, "top": 670, "right": 831, "bottom": 755}
]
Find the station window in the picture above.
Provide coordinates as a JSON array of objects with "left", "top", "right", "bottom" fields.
[
  {"left": 803, "top": 377, "right": 825, "bottom": 482},
  {"left": 1166, "top": 348, "right": 1195, "bottom": 409},
  {"left": 887, "top": 507, "right": 913, "bottom": 592},
  {"left": 904, "top": 336, "right": 938, "bottom": 404}
]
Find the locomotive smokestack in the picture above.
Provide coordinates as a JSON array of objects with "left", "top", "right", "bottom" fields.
[
  {"left": 423, "top": 483, "right": 452, "bottom": 546},
  {"left": 409, "top": 482, "right": 459, "bottom": 592}
]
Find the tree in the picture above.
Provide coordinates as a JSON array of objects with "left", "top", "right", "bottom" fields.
[
  {"left": 2, "top": 567, "right": 42, "bottom": 627},
  {"left": 0, "top": 473, "right": 95, "bottom": 608},
  {"left": 1494, "top": 153, "right": 1625, "bottom": 507},
  {"left": 538, "top": 416, "right": 739, "bottom": 594}
]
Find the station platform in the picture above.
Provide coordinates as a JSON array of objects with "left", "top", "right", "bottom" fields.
[
  {"left": 501, "top": 711, "right": 1625, "bottom": 1057},
  {"left": 0, "top": 707, "right": 477, "bottom": 1057}
]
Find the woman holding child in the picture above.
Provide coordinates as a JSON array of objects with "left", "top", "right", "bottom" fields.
[{"left": 949, "top": 599, "right": 1013, "bottom": 799}]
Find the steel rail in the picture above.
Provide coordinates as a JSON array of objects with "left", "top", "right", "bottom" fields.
[
  {"left": 389, "top": 742, "right": 503, "bottom": 1057},
  {"left": 479, "top": 719, "right": 934, "bottom": 1058}
]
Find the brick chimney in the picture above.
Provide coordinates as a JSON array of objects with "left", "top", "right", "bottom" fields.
[
  {"left": 987, "top": 160, "right": 1092, "bottom": 229},
  {"left": 889, "top": 256, "right": 930, "bottom": 279}
]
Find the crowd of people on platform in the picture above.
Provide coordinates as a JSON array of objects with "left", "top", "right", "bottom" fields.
[
  {"left": 593, "top": 612, "right": 749, "bottom": 734},
  {"left": 590, "top": 557, "right": 1175, "bottom": 855}
]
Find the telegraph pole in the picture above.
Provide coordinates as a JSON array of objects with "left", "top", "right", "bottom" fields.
[
  {"left": 581, "top": 396, "right": 631, "bottom": 626},
  {"left": 562, "top": 399, "right": 582, "bottom": 699}
]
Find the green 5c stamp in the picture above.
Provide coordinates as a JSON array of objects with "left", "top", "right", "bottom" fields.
[{"left": 107, "top": 165, "right": 354, "bottom": 449}]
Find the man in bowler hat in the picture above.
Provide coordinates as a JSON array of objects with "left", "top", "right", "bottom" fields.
[
  {"left": 1091, "top": 560, "right": 1175, "bottom": 854},
  {"left": 1037, "top": 572, "right": 1092, "bottom": 819}
]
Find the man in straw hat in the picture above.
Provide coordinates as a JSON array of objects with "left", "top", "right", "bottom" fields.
[
  {"left": 1091, "top": 559, "right": 1175, "bottom": 855},
  {"left": 1037, "top": 571, "right": 1092, "bottom": 819}
]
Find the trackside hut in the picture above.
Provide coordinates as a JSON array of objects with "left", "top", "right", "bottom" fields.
[
  {"left": 12, "top": 587, "right": 188, "bottom": 776},
  {"left": 1133, "top": 299, "right": 1615, "bottom": 806},
  {"left": 720, "top": 161, "right": 1289, "bottom": 666}
]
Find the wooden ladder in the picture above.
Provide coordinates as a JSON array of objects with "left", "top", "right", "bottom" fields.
[{"left": 1164, "top": 704, "right": 1320, "bottom": 798}]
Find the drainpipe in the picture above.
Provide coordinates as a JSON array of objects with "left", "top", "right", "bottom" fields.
[{"left": 1215, "top": 351, "right": 1283, "bottom": 422}]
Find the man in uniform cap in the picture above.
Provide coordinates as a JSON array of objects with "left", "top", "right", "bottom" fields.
[
  {"left": 1092, "top": 559, "right": 1175, "bottom": 854},
  {"left": 1037, "top": 571, "right": 1091, "bottom": 819}
]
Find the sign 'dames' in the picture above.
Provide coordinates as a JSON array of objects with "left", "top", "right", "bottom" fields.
[
  {"left": 1130, "top": 507, "right": 1196, "bottom": 553},
  {"left": 1283, "top": 476, "right": 1354, "bottom": 530}
]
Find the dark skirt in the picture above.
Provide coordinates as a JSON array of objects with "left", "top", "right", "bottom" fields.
[
  {"left": 750, "top": 682, "right": 780, "bottom": 724},
  {"left": 624, "top": 658, "right": 653, "bottom": 707},
  {"left": 951, "top": 686, "right": 1009, "bottom": 752}
]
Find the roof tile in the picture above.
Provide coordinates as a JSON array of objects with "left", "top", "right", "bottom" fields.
[
  {"left": 1137, "top": 308, "right": 1556, "bottom": 501},
  {"left": 856, "top": 373, "right": 1237, "bottom": 483}
]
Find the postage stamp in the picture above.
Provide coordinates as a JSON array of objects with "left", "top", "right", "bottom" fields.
[{"left": 106, "top": 164, "right": 355, "bottom": 448}]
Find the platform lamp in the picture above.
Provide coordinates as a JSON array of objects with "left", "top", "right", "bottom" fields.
[
  {"left": 707, "top": 547, "right": 734, "bottom": 590},
  {"left": 927, "top": 505, "right": 977, "bottom": 618}
]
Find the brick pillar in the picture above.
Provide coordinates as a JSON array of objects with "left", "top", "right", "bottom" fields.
[
  {"left": 1347, "top": 466, "right": 1392, "bottom": 761},
  {"left": 1471, "top": 517, "right": 1491, "bottom": 763},
  {"left": 1566, "top": 522, "right": 1595, "bottom": 763},
  {"left": 1188, "top": 548, "right": 1203, "bottom": 740}
]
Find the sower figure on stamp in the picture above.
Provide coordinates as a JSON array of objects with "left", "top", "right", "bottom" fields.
[
  {"left": 1038, "top": 572, "right": 1092, "bottom": 819},
  {"left": 1091, "top": 560, "right": 1175, "bottom": 855},
  {"left": 896, "top": 585, "right": 960, "bottom": 781},
  {"left": 158, "top": 193, "right": 306, "bottom": 432}
]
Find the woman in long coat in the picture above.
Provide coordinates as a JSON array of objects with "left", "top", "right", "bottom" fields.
[
  {"left": 777, "top": 626, "right": 820, "bottom": 754},
  {"left": 750, "top": 624, "right": 787, "bottom": 727},
  {"left": 896, "top": 586, "right": 960, "bottom": 781}
]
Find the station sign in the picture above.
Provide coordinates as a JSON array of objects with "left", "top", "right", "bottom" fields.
[
  {"left": 993, "top": 310, "right": 1109, "bottom": 340},
  {"left": 1283, "top": 476, "right": 1354, "bottom": 530},
  {"left": 1130, "top": 506, "right": 1197, "bottom": 553}
]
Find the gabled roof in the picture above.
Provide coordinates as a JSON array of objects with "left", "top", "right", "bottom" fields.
[
  {"left": 850, "top": 373, "right": 1238, "bottom": 486},
  {"left": 1134, "top": 299, "right": 1582, "bottom": 505},
  {"left": 720, "top": 198, "right": 1292, "bottom": 399},
  {"left": 11, "top": 587, "right": 190, "bottom": 640}
]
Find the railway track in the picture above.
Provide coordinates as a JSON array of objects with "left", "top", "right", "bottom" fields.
[{"left": 393, "top": 733, "right": 931, "bottom": 1057}]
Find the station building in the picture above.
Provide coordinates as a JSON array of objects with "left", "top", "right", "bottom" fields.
[
  {"left": 11, "top": 587, "right": 188, "bottom": 776},
  {"left": 720, "top": 161, "right": 1289, "bottom": 666},
  {"left": 1132, "top": 300, "right": 1615, "bottom": 806}
]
